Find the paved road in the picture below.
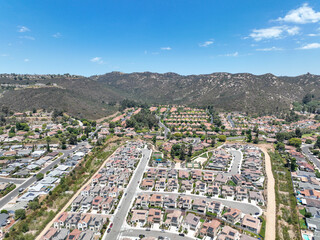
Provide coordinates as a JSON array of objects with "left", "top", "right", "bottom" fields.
[
  {"left": 138, "top": 191, "right": 261, "bottom": 216},
  {"left": 226, "top": 149, "right": 242, "bottom": 176},
  {"left": 157, "top": 116, "right": 170, "bottom": 139},
  {"left": 192, "top": 138, "right": 201, "bottom": 146},
  {"left": 227, "top": 115, "right": 235, "bottom": 128},
  {"left": 103, "top": 148, "right": 152, "bottom": 240},
  {"left": 121, "top": 229, "right": 193, "bottom": 240},
  {"left": 302, "top": 144, "right": 320, "bottom": 169},
  {"left": 0, "top": 142, "right": 86, "bottom": 209},
  {"left": 0, "top": 178, "right": 25, "bottom": 184}
]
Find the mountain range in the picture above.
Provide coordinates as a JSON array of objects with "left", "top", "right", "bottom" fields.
[{"left": 0, "top": 72, "right": 319, "bottom": 119}]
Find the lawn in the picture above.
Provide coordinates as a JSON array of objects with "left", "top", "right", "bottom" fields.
[
  {"left": 199, "top": 153, "right": 208, "bottom": 158},
  {"left": 299, "top": 218, "right": 307, "bottom": 230},
  {"left": 299, "top": 208, "right": 306, "bottom": 216}
]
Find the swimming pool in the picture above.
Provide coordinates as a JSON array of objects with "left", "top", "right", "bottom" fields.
[{"left": 303, "top": 234, "right": 310, "bottom": 240}]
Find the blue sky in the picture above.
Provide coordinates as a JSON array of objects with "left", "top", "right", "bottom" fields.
[{"left": 1, "top": 0, "right": 320, "bottom": 76}]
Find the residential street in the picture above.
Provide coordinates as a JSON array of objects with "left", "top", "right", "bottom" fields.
[
  {"left": 302, "top": 144, "right": 320, "bottom": 170},
  {"left": 226, "top": 149, "right": 242, "bottom": 176},
  {"left": 227, "top": 115, "right": 235, "bottom": 128},
  {"left": 120, "top": 229, "right": 194, "bottom": 240},
  {"left": 138, "top": 191, "right": 262, "bottom": 215},
  {"left": 103, "top": 148, "right": 152, "bottom": 240},
  {"left": 157, "top": 116, "right": 170, "bottom": 139}
]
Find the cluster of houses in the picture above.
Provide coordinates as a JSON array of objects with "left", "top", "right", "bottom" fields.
[
  {"left": 0, "top": 144, "right": 58, "bottom": 178},
  {"left": 0, "top": 111, "right": 75, "bottom": 143},
  {"left": 164, "top": 108, "right": 213, "bottom": 133},
  {"left": 239, "top": 145, "right": 265, "bottom": 188},
  {"left": 205, "top": 148, "right": 232, "bottom": 171},
  {"left": 42, "top": 141, "right": 144, "bottom": 239},
  {"left": 42, "top": 213, "right": 106, "bottom": 240},
  {"left": 4, "top": 145, "right": 91, "bottom": 214},
  {"left": 220, "top": 112, "right": 320, "bottom": 136},
  {"left": 139, "top": 165, "right": 265, "bottom": 205},
  {"left": 129, "top": 193, "right": 261, "bottom": 239},
  {"left": 287, "top": 146, "right": 320, "bottom": 240}
]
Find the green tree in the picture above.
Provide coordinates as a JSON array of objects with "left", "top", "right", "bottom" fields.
[
  {"left": 28, "top": 201, "right": 40, "bottom": 210},
  {"left": 152, "top": 136, "right": 156, "bottom": 146},
  {"left": 288, "top": 138, "right": 302, "bottom": 148},
  {"left": 302, "top": 93, "right": 313, "bottom": 104},
  {"left": 15, "top": 209, "right": 26, "bottom": 220},
  {"left": 180, "top": 144, "right": 186, "bottom": 160},
  {"left": 46, "top": 136, "right": 51, "bottom": 152},
  {"left": 315, "top": 136, "right": 320, "bottom": 149},
  {"left": 36, "top": 173, "right": 44, "bottom": 181},
  {"left": 188, "top": 145, "right": 193, "bottom": 157},
  {"left": 290, "top": 158, "right": 297, "bottom": 171},
  {"left": 20, "top": 222, "right": 29, "bottom": 233},
  {"left": 217, "top": 135, "right": 226, "bottom": 142},
  {"left": 170, "top": 149, "right": 175, "bottom": 159},
  {"left": 295, "top": 128, "right": 302, "bottom": 138},
  {"left": 247, "top": 132, "right": 252, "bottom": 142},
  {"left": 69, "top": 134, "right": 77, "bottom": 145},
  {"left": 276, "top": 142, "right": 285, "bottom": 151}
]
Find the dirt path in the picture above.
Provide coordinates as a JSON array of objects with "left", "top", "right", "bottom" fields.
[
  {"left": 96, "top": 111, "right": 120, "bottom": 123},
  {"left": 36, "top": 146, "right": 118, "bottom": 240},
  {"left": 260, "top": 146, "right": 276, "bottom": 240}
]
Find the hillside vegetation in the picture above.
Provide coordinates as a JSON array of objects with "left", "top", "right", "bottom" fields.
[{"left": 1, "top": 72, "right": 320, "bottom": 119}]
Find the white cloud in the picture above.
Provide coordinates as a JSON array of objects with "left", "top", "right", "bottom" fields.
[
  {"left": 256, "top": 46, "right": 283, "bottom": 51},
  {"left": 18, "top": 26, "right": 30, "bottom": 32},
  {"left": 199, "top": 40, "right": 214, "bottom": 47},
  {"left": 220, "top": 52, "right": 239, "bottom": 57},
  {"left": 249, "top": 26, "right": 299, "bottom": 41},
  {"left": 308, "top": 27, "right": 320, "bottom": 36},
  {"left": 52, "top": 32, "right": 62, "bottom": 38},
  {"left": 1, "top": 54, "right": 9, "bottom": 57},
  {"left": 19, "top": 36, "right": 35, "bottom": 40},
  {"left": 277, "top": 3, "right": 320, "bottom": 24},
  {"left": 24, "top": 58, "right": 30, "bottom": 62},
  {"left": 308, "top": 33, "right": 320, "bottom": 36},
  {"left": 90, "top": 57, "right": 104, "bottom": 64},
  {"left": 298, "top": 42, "right": 320, "bottom": 49},
  {"left": 287, "top": 26, "right": 300, "bottom": 35},
  {"left": 161, "top": 47, "right": 171, "bottom": 50}
]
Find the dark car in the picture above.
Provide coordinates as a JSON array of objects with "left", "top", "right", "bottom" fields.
[
  {"left": 179, "top": 233, "right": 185, "bottom": 236},
  {"left": 107, "top": 228, "right": 111, "bottom": 233}
]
